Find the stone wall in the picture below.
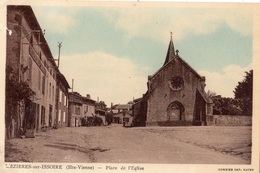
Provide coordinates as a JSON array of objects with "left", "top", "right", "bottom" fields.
[{"left": 212, "top": 115, "right": 252, "bottom": 126}]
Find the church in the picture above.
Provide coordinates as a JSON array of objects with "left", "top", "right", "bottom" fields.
[{"left": 132, "top": 35, "right": 213, "bottom": 126}]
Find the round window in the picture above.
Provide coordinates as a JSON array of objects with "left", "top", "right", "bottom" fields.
[{"left": 170, "top": 76, "right": 184, "bottom": 90}]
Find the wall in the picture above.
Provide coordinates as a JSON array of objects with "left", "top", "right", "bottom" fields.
[
  {"left": 20, "top": 10, "right": 56, "bottom": 130},
  {"left": 56, "top": 74, "right": 70, "bottom": 128},
  {"left": 212, "top": 115, "right": 252, "bottom": 126},
  {"left": 83, "top": 104, "right": 95, "bottom": 117},
  {"left": 68, "top": 103, "right": 82, "bottom": 127},
  {"left": 57, "top": 89, "right": 68, "bottom": 127}
]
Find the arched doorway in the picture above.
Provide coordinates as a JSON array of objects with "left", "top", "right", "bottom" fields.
[{"left": 167, "top": 101, "right": 184, "bottom": 121}]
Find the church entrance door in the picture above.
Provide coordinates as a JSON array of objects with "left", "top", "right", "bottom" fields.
[{"left": 167, "top": 102, "right": 183, "bottom": 121}]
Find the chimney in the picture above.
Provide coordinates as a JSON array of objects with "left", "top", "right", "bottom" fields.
[
  {"left": 201, "top": 76, "right": 206, "bottom": 89},
  {"left": 86, "top": 94, "right": 91, "bottom": 99}
]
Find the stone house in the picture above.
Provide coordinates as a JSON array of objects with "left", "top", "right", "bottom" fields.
[
  {"left": 6, "top": 5, "right": 69, "bottom": 138},
  {"left": 68, "top": 92, "right": 95, "bottom": 127},
  {"left": 132, "top": 36, "right": 213, "bottom": 126}
]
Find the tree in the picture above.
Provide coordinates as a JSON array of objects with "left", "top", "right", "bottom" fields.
[
  {"left": 233, "top": 70, "right": 253, "bottom": 116},
  {"left": 234, "top": 70, "right": 253, "bottom": 99},
  {"left": 206, "top": 90, "right": 217, "bottom": 98},
  {"left": 5, "top": 65, "right": 35, "bottom": 138}
]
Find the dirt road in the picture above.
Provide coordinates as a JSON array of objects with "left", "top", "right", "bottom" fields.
[{"left": 5, "top": 124, "right": 251, "bottom": 164}]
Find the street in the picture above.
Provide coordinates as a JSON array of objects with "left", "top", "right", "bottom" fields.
[{"left": 5, "top": 124, "right": 251, "bottom": 164}]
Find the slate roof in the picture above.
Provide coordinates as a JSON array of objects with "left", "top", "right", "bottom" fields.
[
  {"left": 163, "top": 36, "right": 175, "bottom": 65},
  {"left": 69, "top": 92, "right": 96, "bottom": 104},
  {"left": 197, "top": 89, "right": 213, "bottom": 104},
  {"left": 150, "top": 37, "right": 203, "bottom": 80},
  {"left": 68, "top": 92, "right": 83, "bottom": 104}
]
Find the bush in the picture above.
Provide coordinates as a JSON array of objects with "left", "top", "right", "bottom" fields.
[{"left": 92, "top": 116, "right": 103, "bottom": 126}]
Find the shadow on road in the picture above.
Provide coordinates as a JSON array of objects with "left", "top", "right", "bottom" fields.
[{"left": 44, "top": 142, "right": 110, "bottom": 162}]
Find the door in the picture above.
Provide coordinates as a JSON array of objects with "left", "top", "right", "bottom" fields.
[
  {"left": 25, "top": 100, "right": 36, "bottom": 129},
  {"left": 195, "top": 108, "right": 202, "bottom": 121},
  {"left": 167, "top": 102, "right": 183, "bottom": 121},
  {"left": 41, "top": 106, "right": 45, "bottom": 127},
  {"left": 49, "top": 105, "right": 53, "bottom": 127},
  {"left": 36, "top": 104, "right": 39, "bottom": 132}
]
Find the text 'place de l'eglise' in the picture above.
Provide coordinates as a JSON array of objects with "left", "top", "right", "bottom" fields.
[{"left": 5, "top": 5, "right": 252, "bottom": 140}]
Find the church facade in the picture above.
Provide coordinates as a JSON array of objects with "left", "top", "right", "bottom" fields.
[{"left": 132, "top": 36, "right": 213, "bottom": 126}]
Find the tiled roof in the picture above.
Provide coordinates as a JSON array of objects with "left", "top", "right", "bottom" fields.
[
  {"left": 113, "top": 104, "right": 132, "bottom": 110},
  {"left": 150, "top": 37, "right": 203, "bottom": 81}
]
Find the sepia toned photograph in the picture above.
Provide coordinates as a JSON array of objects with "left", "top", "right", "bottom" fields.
[{"left": 1, "top": 1, "right": 259, "bottom": 172}]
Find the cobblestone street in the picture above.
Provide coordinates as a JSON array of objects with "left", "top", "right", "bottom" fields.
[{"left": 5, "top": 124, "right": 251, "bottom": 164}]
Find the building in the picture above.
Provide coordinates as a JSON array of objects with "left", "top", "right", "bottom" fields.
[
  {"left": 82, "top": 94, "right": 96, "bottom": 118},
  {"left": 68, "top": 92, "right": 96, "bottom": 127},
  {"left": 111, "top": 103, "right": 132, "bottom": 124},
  {"left": 132, "top": 36, "right": 213, "bottom": 126},
  {"left": 55, "top": 73, "right": 70, "bottom": 128},
  {"left": 6, "top": 5, "right": 69, "bottom": 138},
  {"left": 68, "top": 92, "right": 82, "bottom": 127},
  {"left": 95, "top": 101, "right": 107, "bottom": 125},
  {"left": 112, "top": 104, "right": 132, "bottom": 113}
]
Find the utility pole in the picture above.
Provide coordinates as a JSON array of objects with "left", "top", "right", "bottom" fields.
[{"left": 57, "top": 42, "right": 62, "bottom": 68}]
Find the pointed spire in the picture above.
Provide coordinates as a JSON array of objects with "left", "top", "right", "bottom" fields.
[{"left": 163, "top": 32, "right": 175, "bottom": 65}]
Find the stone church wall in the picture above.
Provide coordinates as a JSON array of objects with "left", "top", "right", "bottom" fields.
[{"left": 146, "top": 58, "right": 204, "bottom": 126}]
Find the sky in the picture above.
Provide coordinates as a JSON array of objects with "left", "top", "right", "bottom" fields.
[{"left": 32, "top": 3, "right": 253, "bottom": 105}]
